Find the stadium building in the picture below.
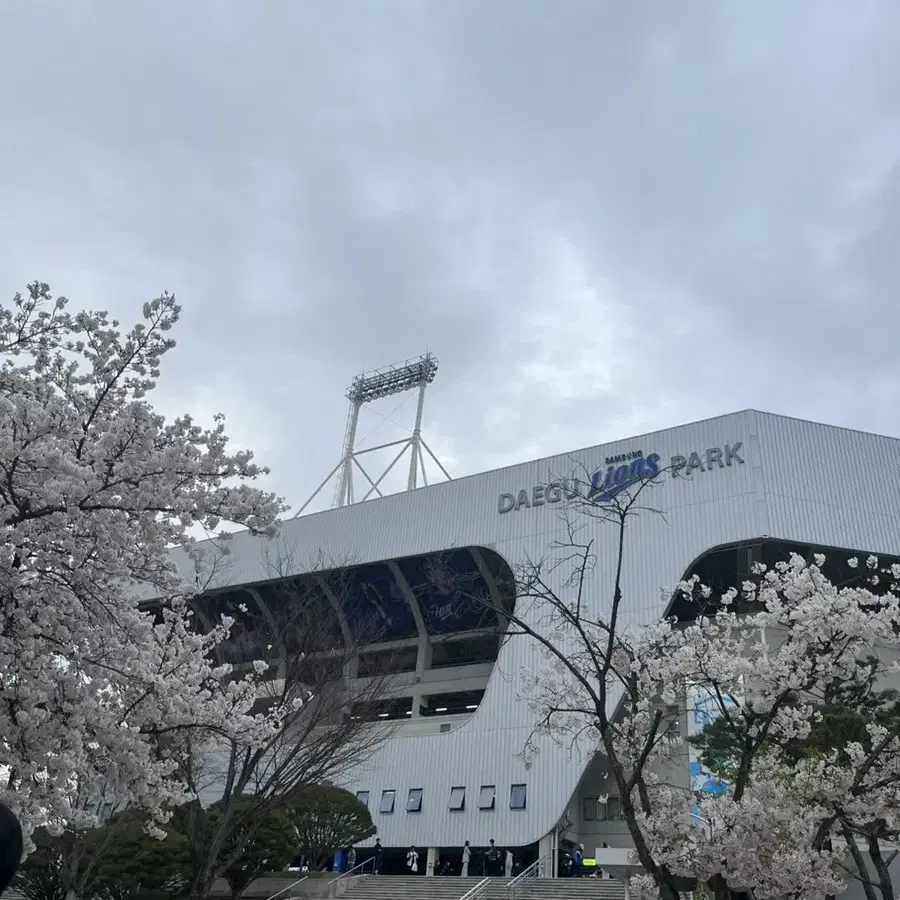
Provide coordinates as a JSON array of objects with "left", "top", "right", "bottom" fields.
[{"left": 179, "top": 408, "right": 900, "bottom": 890}]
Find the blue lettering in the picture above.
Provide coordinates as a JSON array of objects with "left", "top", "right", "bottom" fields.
[
  {"left": 587, "top": 450, "right": 662, "bottom": 501},
  {"left": 499, "top": 445, "right": 734, "bottom": 515}
]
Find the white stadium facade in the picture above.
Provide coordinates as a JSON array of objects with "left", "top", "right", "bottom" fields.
[{"left": 175, "top": 409, "right": 900, "bottom": 889}]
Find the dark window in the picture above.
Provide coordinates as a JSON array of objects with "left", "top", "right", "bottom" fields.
[
  {"left": 357, "top": 646, "right": 418, "bottom": 677},
  {"left": 583, "top": 797, "right": 595, "bottom": 821},
  {"left": 380, "top": 790, "right": 396, "bottom": 814},
  {"left": 430, "top": 635, "right": 501, "bottom": 668},
  {"left": 510, "top": 784, "right": 527, "bottom": 810},
  {"left": 421, "top": 689, "right": 485, "bottom": 716},
  {"left": 449, "top": 786, "right": 466, "bottom": 811},
  {"left": 603, "top": 797, "right": 621, "bottom": 820},
  {"left": 356, "top": 791, "right": 370, "bottom": 807},
  {"left": 407, "top": 788, "right": 423, "bottom": 812},
  {"left": 350, "top": 697, "right": 414, "bottom": 722},
  {"left": 478, "top": 785, "right": 496, "bottom": 810}
]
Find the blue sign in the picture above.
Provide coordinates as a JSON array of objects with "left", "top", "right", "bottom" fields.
[
  {"left": 587, "top": 451, "right": 661, "bottom": 502},
  {"left": 497, "top": 441, "right": 745, "bottom": 514}
]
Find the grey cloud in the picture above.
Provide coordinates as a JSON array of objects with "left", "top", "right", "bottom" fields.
[{"left": 0, "top": 1, "right": 898, "bottom": 511}]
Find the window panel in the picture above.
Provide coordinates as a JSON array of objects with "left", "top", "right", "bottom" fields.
[
  {"left": 356, "top": 791, "right": 370, "bottom": 807},
  {"left": 478, "top": 784, "right": 496, "bottom": 810},
  {"left": 407, "top": 788, "right": 423, "bottom": 812},
  {"left": 380, "top": 790, "right": 396, "bottom": 814},
  {"left": 582, "top": 797, "right": 595, "bottom": 821},
  {"left": 449, "top": 786, "right": 466, "bottom": 811},
  {"left": 604, "top": 796, "right": 620, "bottom": 820},
  {"left": 509, "top": 784, "right": 527, "bottom": 810}
]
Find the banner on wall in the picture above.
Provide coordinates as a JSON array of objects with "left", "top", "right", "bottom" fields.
[{"left": 686, "top": 682, "right": 742, "bottom": 819}]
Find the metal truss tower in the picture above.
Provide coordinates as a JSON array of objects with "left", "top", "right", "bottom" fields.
[{"left": 297, "top": 353, "right": 451, "bottom": 517}]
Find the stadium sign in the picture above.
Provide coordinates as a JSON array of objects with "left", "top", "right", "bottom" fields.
[{"left": 497, "top": 442, "right": 745, "bottom": 514}]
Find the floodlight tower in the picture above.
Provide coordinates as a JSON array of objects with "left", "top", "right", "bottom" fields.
[{"left": 296, "top": 352, "right": 451, "bottom": 517}]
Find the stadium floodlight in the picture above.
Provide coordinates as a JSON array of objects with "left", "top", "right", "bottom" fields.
[
  {"left": 297, "top": 352, "right": 450, "bottom": 517},
  {"left": 346, "top": 354, "right": 438, "bottom": 404}
]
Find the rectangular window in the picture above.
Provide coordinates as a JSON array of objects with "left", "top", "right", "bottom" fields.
[
  {"left": 406, "top": 788, "right": 423, "bottom": 812},
  {"left": 449, "top": 786, "right": 466, "bottom": 811},
  {"left": 356, "top": 791, "right": 370, "bottom": 807},
  {"left": 509, "top": 784, "right": 527, "bottom": 810},
  {"left": 604, "top": 796, "right": 621, "bottom": 820},
  {"left": 478, "top": 784, "right": 496, "bottom": 810},
  {"left": 582, "top": 797, "right": 595, "bottom": 821},
  {"left": 380, "top": 790, "right": 396, "bottom": 814}
]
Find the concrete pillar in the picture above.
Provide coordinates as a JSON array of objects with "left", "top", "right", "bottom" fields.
[
  {"left": 538, "top": 833, "right": 554, "bottom": 877},
  {"left": 426, "top": 846, "right": 438, "bottom": 876}
]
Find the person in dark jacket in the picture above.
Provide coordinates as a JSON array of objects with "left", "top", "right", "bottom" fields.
[
  {"left": 486, "top": 840, "right": 501, "bottom": 876},
  {"left": 373, "top": 839, "right": 383, "bottom": 874}
]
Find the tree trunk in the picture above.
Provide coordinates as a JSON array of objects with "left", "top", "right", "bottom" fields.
[
  {"left": 843, "top": 827, "right": 878, "bottom": 900},
  {"left": 867, "top": 836, "right": 894, "bottom": 900},
  {"left": 189, "top": 861, "right": 219, "bottom": 900}
]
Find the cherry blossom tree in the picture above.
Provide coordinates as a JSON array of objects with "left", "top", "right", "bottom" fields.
[
  {"left": 479, "top": 467, "right": 900, "bottom": 900},
  {"left": 0, "top": 283, "right": 286, "bottom": 839},
  {"left": 646, "top": 554, "right": 900, "bottom": 900}
]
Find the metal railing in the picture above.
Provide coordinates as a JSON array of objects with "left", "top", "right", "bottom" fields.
[
  {"left": 325, "top": 857, "right": 377, "bottom": 898},
  {"left": 458, "top": 877, "right": 491, "bottom": 900},
  {"left": 506, "top": 855, "right": 549, "bottom": 898},
  {"left": 264, "top": 875, "right": 309, "bottom": 900}
]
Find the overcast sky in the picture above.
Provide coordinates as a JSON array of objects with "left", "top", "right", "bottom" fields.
[{"left": 1, "top": 1, "right": 898, "bottom": 515}]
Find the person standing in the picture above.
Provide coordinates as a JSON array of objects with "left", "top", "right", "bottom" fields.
[
  {"left": 504, "top": 849, "right": 513, "bottom": 877},
  {"left": 373, "top": 839, "right": 383, "bottom": 875},
  {"left": 461, "top": 841, "right": 471, "bottom": 877},
  {"left": 406, "top": 846, "right": 419, "bottom": 874},
  {"left": 486, "top": 840, "right": 500, "bottom": 876},
  {"left": 572, "top": 844, "right": 584, "bottom": 878},
  {"left": 346, "top": 847, "right": 356, "bottom": 872}
]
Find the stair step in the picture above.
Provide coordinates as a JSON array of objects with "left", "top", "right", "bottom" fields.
[{"left": 337, "top": 875, "right": 625, "bottom": 900}]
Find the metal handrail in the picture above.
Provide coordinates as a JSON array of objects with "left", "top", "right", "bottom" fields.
[
  {"left": 326, "top": 856, "right": 376, "bottom": 898},
  {"left": 264, "top": 875, "right": 309, "bottom": 900},
  {"left": 506, "top": 855, "right": 548, "bottom": 898},
  {"left": 458, "top": 877, "right": 491, "bottom": 900}
]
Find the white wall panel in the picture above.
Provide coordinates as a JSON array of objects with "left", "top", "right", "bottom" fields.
[
  {"left": 178, "top": 409, "right": 900, "bottom": 851},
  {"left": 757, "top": 413, "right": 900, "bottom": 555}
]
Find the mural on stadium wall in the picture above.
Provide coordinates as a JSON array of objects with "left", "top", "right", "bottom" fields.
[{"left": 687, "top": 682, "right": 740, "bottom": 811}]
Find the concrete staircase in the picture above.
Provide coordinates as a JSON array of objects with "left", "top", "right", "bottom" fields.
[
  {"left": 335, "top": 875, "right": 506, "bottom": 899},
  {"left": 336, "top": 874, "right": 626, "bottom": 900},
  {"left": 515, "top": 879, "right": 626, "bottom": 899}
]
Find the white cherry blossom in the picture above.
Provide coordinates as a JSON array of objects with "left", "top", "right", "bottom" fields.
[{"left": 0, "top": 284, "right": 286, "bottom": 837}]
